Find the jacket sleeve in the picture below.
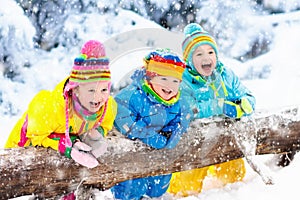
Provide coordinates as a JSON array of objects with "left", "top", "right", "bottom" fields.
[
  {"left": 180, "top": 81, "right": 223, "bottom": 119},
  {"left": 25, "top": 90, "right": 61, "bottom": 151},
  {"left": 114, "top": 89, "right": 162, "bottom": 139},
  {"left": 162, "top": 100, "right": 192, "bottom": 149},
  {"left": 224, "top": 68, "right": 256, "bottom": 115},
  {"left": 195, "top": 98, "right": 223, "bottom": 119},
  {"left": 162, "top": 100, "right": 191, "bottom": 135}
]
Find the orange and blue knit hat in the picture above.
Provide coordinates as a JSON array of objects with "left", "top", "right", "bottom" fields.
[
  {"left": 142, "top": 49, "right": 186, "bottom": 106},
  {"left": 182, "top": 23, "right": 218, "bottom": 65},
  {"left": 143, "top": 48, "right": 186, "bottom": 81}
]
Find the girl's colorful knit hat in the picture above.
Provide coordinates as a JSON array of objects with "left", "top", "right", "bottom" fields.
[
  {"left": 63, "top": 40, "right": 110, "bottom": 148},
  {"left": 182, "top": 23, "right": 219, "bottom": 65},
  {"left": 70, "top": 40, "right": 110, "bottom": 84},
  {"left": 143, "top": 48, "right": 186, "bottom": 81},
  {"left": 64, "top": 40, "right": 111, "bottom": 95}
]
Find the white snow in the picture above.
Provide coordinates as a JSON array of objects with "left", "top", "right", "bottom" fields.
[{"left": 1, "top": 0, "right": 300, "bottom": 199}]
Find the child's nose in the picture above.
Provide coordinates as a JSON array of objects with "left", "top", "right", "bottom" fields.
[
  {"left": 202, "top": 55, "right": 210, "bottom": 61},
  {"left": 93, "top": 92, "right": 103, "bottom": 100}
]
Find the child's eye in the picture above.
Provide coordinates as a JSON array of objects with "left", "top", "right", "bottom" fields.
[
  {"left": 101, "top": 88, "right": 108, "bottom": 92},
  {"left": 160, "top": 77, "right": 167, "bottom": 81},
  {"left": 173, "top": 80, "right": 179, "bottom": 83},
  {"left": 88, "top": 89, "right": 96, "bottom": 92},
  {"left": 209, "top": 51, "right": 214, "bottom": 55}
]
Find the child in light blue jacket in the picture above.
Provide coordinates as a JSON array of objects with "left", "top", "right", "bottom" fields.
[
  {"left": 111, "top": 49, "right": 191, "bottom": 200},
  {"left": 180, "top": 23, "right": 255, "bottom": 119},
  {"left": 168, "top": 23, "right": 256, "bottom": 196}
]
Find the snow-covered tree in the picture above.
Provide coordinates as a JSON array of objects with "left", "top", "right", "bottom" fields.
[{"left": 0, "top": 0, "right": 35, "bottom": 79}]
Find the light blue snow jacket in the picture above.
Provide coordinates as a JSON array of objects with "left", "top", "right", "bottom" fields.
[
  {"left": 114, "top": 68, "right": 191, "bottom": 149},
  {"left": 180, "top": 61, "right": 256, "bottom": 119}
]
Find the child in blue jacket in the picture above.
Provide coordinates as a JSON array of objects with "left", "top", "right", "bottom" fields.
[
  {"left": 167, "top": 23, "right": 256, "bottom": 196},
  {"left": 111, "top": 49, "right": 191, "bottom": 200}
]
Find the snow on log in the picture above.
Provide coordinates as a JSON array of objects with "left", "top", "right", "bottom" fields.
[{"left": 1, "top": 107, "right": 300, "bottom": 199}]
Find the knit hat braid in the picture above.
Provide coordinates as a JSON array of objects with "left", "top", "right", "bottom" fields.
[{"left": 182, "top": 23, "right": 218, "bottom": 65}]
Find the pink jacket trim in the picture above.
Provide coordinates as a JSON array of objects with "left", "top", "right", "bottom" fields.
[{"left": 18, "top": 115, "right": 29, "bottom": 147}]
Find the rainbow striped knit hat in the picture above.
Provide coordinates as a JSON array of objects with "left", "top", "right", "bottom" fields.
[
  {"left": 144, "top": 48, "right": 186, "bottom": 81},
  {"left": 70, "top": 40, "right": 110, "bottom": 83},
  {"left": 64, "top": 40, "right": 111, "bottom": 96},
  {"left": 182, "top": 23, "right": 218, "bottom": 65}
]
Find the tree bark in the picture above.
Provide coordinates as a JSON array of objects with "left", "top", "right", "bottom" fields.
[{"left": 1, "top": 108, "right": 300, "bottom": 199}]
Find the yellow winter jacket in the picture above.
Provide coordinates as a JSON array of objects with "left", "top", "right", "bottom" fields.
[{"left": 5, "top": 77, "right": 117, "bottom": 151}]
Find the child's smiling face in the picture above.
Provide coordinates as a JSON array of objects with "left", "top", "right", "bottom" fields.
[
  {"left": 192, "top": 44, "right": 217, "bottom": 77},
  {"left": 150, "top": 75, "right": 180, "bottom": 100},
  {"left": 74, "top": 81, "right": 110, "bottom": 113}
]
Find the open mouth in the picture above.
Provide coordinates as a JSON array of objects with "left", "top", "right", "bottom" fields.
[
  {"left": 202, "top": 63, "right": 212, "bottom": 69},
  {"left": 90, "top": 101, "right": 101, "bottom": 108}
]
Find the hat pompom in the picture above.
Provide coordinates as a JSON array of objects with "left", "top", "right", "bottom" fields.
[
  {"left": 183, "top": 23, "right": 206, "bottom": 36},
  {"left": 81, "top": 40, "right": 106, "bottom": 58}
]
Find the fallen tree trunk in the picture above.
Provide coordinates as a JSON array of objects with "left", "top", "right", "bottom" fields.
[{"left": 1, "top": 107, "right": 300, "bottom": 199}]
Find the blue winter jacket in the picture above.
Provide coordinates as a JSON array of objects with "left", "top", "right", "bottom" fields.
[
  {"left": 180, "top": 61, "right": 256, "bottom": 119},
  {"left": 114, "top": 68, "right": 191, "bottom": 149}
]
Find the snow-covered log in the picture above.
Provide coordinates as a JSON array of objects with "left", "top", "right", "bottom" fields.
[{"left": 1, "top": 108, "right": 300, "bottom": 199}]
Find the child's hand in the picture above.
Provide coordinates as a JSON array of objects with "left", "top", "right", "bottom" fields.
[
  {"left": 80, "top": 128, "right": 108, "bottom": 158},
  {"left": 165, "top": 131, "right": 183, "bottom": 149},
  {"left": 58, "top": 137, "right": 99, "bottom": 168},
  {"left": 140, "top": 133, "right": 167, "bottom": 149},
  {"left": 70, "top": 141, "right": 99, "bottom": 168},
  {"left": 91, "top": 142, "right": 108, "bottom": 158},
  {"left": 73, "top": 140, "right": 92, "bottom": 151},
  {"left": 223, "top": 98, "right": 253, "bottom": 118}
]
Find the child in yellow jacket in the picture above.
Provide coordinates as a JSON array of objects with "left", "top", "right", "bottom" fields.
[{"left": 5, "top": 40, "right": 117, "bottom": 169}]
